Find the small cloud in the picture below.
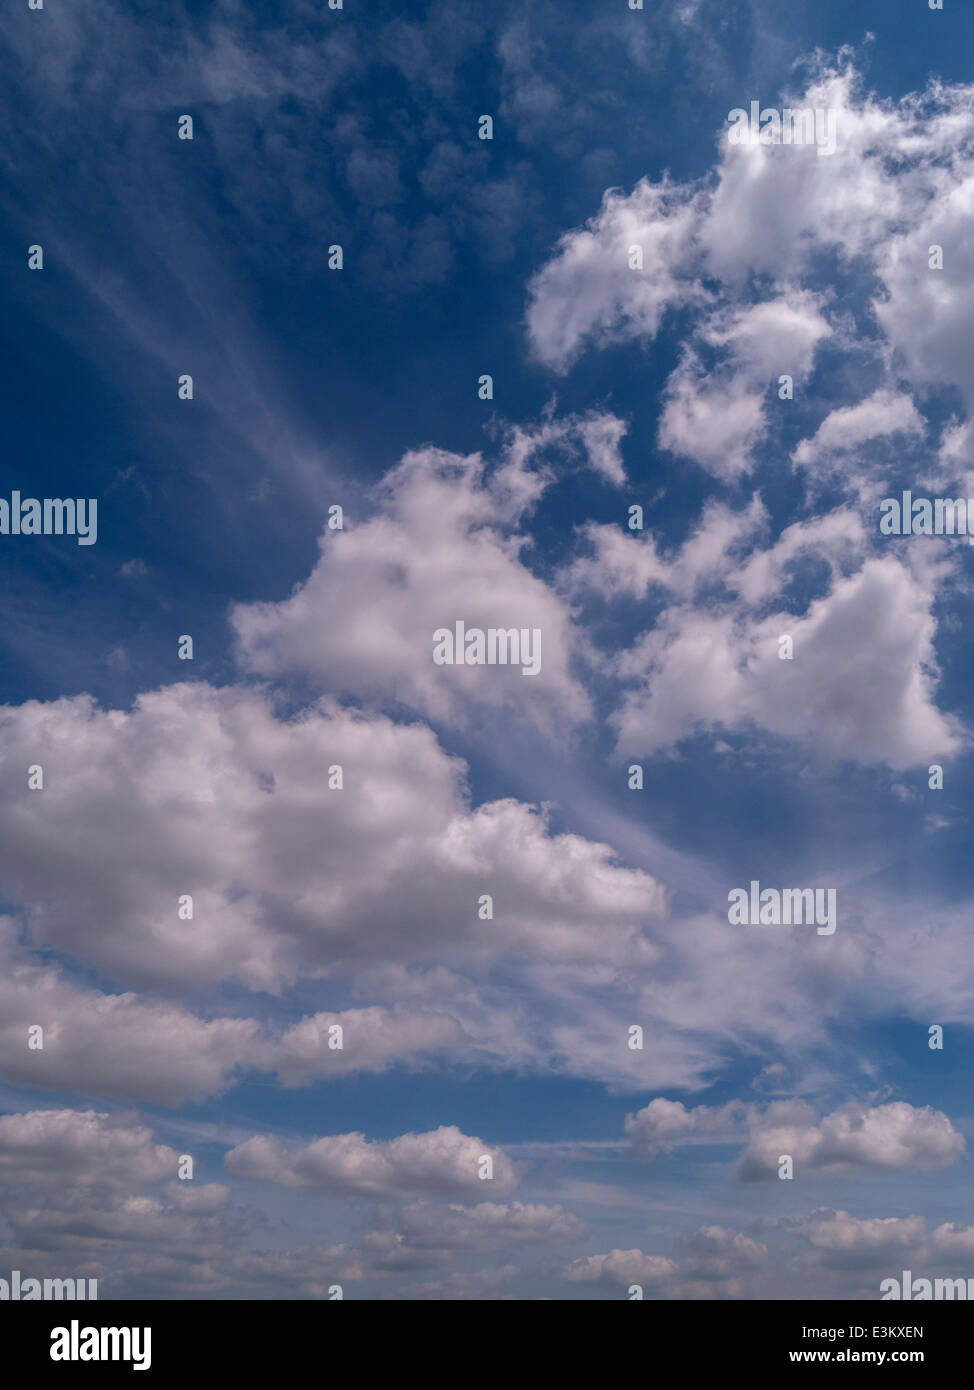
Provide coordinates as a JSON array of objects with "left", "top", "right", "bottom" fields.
[{"left": 118, "top": 559, "right": 148, "bottom": 579}]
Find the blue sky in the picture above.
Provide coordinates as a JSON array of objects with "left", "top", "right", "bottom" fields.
[{"left": 2, "top": 0, "right": 974, "bottom": 1300}]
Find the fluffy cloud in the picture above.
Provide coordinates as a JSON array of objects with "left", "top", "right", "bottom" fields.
[
  {"left": 790, "top": 1208, "right": 927, "bottom": 1268},
  {"left": 259, "top": 1007, "right": 466, "bottom": 1086},
  {"left": 610, "top": 555, "right": 962, "bottom": 768},
  {"left": 9, "top": 1191, "right": 229, "bottom": 1252},
  {"left": 657, "top": 353, "right": 768, "bottom": 479},
  {"left": 792, "top": 389, "right": 925, "bottom": 471},
  {"left": 0, "top": 1109, "right": 178, "bottom": 1188},
  {"left": 224, "top": 1125, "right": 519, "bottom": 1199},
  {"left": 673, "top": 1225, "right": 768, "bottom": 1282},
  {"left": 394, "top": 1200, "right": 585, "bottom": 1249},
  {"left": 0, "top": 916, "right": 488, "bottom": 1104},
  {"left": 625, "top": 1098, "right": 748, "bottom": 1156},
  {"left": 624, "top": 1098, "right": 965, "bottom": 1182},
  {"left": 561, "top": 1225, "right": 767, "bottom": 1297},
  {"left": 525, "top": 178, "right": 703, "bottom": 372},
  {"left": 0, "top": 932, "right": 258, "bottom": 1105},
  {"left": 659, "top": 294, "right": 832, "bottom": 478},
  {"left": 738, "top": 1101, "right": 965, "bottom": 1181},
  {"left": 565, "top": 495, "right": 774, "bottom": 605},
  {"left": 231, "top": 416, "right": 630, "bottom": 730},
  {"left": 563, "top": 1248, "right": 677, "bottom": 1288},
  {"left": 930, "top": 1223, "right": 974, "bottom": 1265},
  {"left": 0, "top": 1108, "right": 571, "bottom": 1297},
  {"left": 567, "top": 479, "right": 962, "bottom": 770},
  {"left": 0, "top": 683, "right": 664, "bottom": 994},
  {"left": 532, "top": 62, "right": 974, "bottom": 769},
  {"left": 526, "top": 60, "right": 974, "bottom": 493},
  {"left": 5, "top": 31, "right": 974, "bottom": 1303}
]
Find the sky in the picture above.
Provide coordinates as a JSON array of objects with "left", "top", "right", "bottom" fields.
[{"left": 1, "top": 0, "right": 974, "bottom": 1301}]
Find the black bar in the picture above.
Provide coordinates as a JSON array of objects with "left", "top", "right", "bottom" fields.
[{"left": 4, "top": 1300, "right": 971, "bottom": 1377}]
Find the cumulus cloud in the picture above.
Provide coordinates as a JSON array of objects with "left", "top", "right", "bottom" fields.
[
  {"left": 567, "top": 482, "right": 963, "bottom": 771},
  {"left": 525, "top": 177, "right": 703, "bottom": 372},
  {"left": 563, "top": 496, "right": 769, "bottom": 602},
  {"left": 0, "top": 926, "right": 259, "bottom": 1105},
  {"left": 0, "top": 916, "right": 494, "bottom": 1105},
  {"left": 726, "top": 508, "right": 865, "bottom": 607},
  {"left": 9, "top": 1189, "right": 236, "bottom": 1254},
  {"left": 657, "top": 352, "right": 768, "bottom": 479},
  {"left": 259, "top": 1007, "right": 466, "bottom": 1086},
  {"left": 231, "top": 415, "right": 629, "bottom": 730},
  {"left": 624, "top": 1098, "right": 965, "bottom": 1182},
  {"left": 625, "top": 1098, "right": 748, "bottom": 1156},
  {"left": 0, "top": 684, "right": 664, "bottom": 994},
  {"left": 224, "top": 1125, "right": 519, "bottom": 1199},
  {"left": 0, "top": 1108, "right": 568, "bottom": 1297},
  {"left": 930, "top": 1223, "right": 974, "bottom": 1265},
  {"left": 674, "top": 1224, "right": 768, "bottom": 1282},
  {"left": 5, "top": 33, "right": 974, "bottom": 1303},
  {"left": 531, "top": 62, "right": 974, "bottom": 769},
  {"left": 395, "top": 1200, "right": 586, "bottom": 1250},
  {"left": 659, "top": 294, "right": 832, "bottom": 478},
  {"left": 0, "top": 1109, "right": 178, "bottom": 1188},
  {"left": 738, "top": 1101, "right": 965, "bottom": 1181},
  {"left": 610, "top": 555, "right": 963, "bottom": 768},
  {"left": 790, "top": 1208, "right": 928, "bottom": 1268},
  {"left": 561, "top": 1224, "right": 768, "bottom": 1297},
  {"left": 792, "top": 389, "right": 925, "bottom": 471},
  {"left": 525, "top": 60, "right": 974, "bottom": 492},
  {"left": 563, "top": 1248, "right": 677, "bottom": 1288}
]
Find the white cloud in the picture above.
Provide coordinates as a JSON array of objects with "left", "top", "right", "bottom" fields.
[
  {"left": 525, "top": 63, "right": 974, "bottom": 492},
  {"left": 0, "top": 684, "right": 664, "bottom": 994},
  {"left": 231, "top": 425, "right": 614, "bottom": 730},
  {"left": 658, "top": 352, "right": 768, "bottom": 478},
  {"left": 738, "top": 1101, "right": 965, "bottom": 1180},
  {"left": 260, "top": 1007, "right": 465, "bottom": 1086},
  {"left": 525, "top": 177, "right": 704, "bottom": 372},
  {"left": 563, "top": 1248, "right": 677, "bottom": 1288},
  {"left": 790, "top": 1208, "right": 927, "bottom": 1268},
  {"left": 0, "top": 925, "right": 259, "bottom": 1105},
  {"left": 563, "top": 496, "right": 768, "bottom": 602},
  {"left": 623, "top": 1097, "right": 965, "bottom": 1182},
  {"left": 395, "top": 1200, "right": 585, "bottom": 1249},
  {"left": 792, "top": 389, "right": 925, "bottom": 471},
  {"left": 225, "top": 1125, "right": 519, "bottom": 1199},
  {"left": 625, "top": 1098, "right": 748, "bottom": 1156},
  {"left": 611, "top": 555, "right": 963, "bottom": 768},
  {"left": 0, "top": 1109, "right": 178, "bottom": 1188},
  {"left": 659, "top": 294, "right": 832, "bottom": 478},
  {"left": 674, "top": 1224, "right": 768, "bottom": 1281},
  {"left": 930, "top": 1223, "right": 974, "bottom": 1265}
]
